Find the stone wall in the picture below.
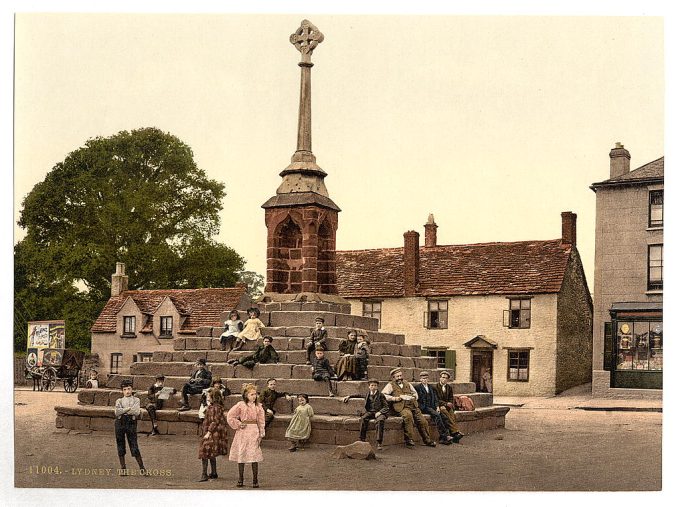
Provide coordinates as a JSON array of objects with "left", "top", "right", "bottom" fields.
[
  {"left": 91, "top": 332, "right": 175, "bottom": 375},
  {"left": 347, "top": 293, "right": 560, "bottom": 396},
  {"left": 592, "top": 183, "right": 663, "bottom": 394},
  {"left": 556, "top": 250, "right": 593, "bottom": 393}
]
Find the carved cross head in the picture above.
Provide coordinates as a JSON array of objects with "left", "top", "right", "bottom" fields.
[{"left": 290, "top": 19, "right": 324, "bottom": 62}]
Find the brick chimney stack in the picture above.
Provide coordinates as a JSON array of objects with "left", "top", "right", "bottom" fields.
[
  {"left": 424, "top": 213, "right": 438, "bottom": 248},
  {"left": 561, "top": 212, "right": 577, "bottom": 247},
  {"left": 403, "top": 231, "right": 420, "bottom": 297},
  {"left": 111, "top": 262, "right": 129, "bottom": 297},
  {"left": 609, "top": 142, "right": 631, "bottom": 179}
]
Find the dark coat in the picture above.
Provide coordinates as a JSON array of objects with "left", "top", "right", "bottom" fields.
[
  {"left": 259, "top": 388, "right": 288, "bottom": 413},
  {"left": 434, "top": 382, "right": 455, "bottom": 409},
  {"left": 364, "top": 390, "right": 389, "bottom": 415},
  {"left": 308, "top": 328, "right": 328, "bottom": 348},
  {"left": 415, "top": 382, "right": 440, "bottom": 412},
  {"left": 189, "top": 367, "right": 212, "bottom": 388},
  {"left": 311, "top": 356, "right": 335, "bottom": 377}
]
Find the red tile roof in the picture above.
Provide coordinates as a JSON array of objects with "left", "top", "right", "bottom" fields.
[
  {"left": 336, "top": 239, "right": 572, "bottom": 298},
  {"left": 91, "top": 287, "right": 246, "bottom": 333}
]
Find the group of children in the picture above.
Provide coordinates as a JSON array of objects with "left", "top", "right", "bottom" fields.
[{"left": 113, "top": 312, "right": 457, "bottom": 486}]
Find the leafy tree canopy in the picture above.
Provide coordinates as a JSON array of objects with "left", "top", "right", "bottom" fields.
[{"left": 15, "top": 127, "right": 250, "bottom": 351}]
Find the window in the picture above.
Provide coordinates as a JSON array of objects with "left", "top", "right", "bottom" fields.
[
  {"left": 423, "top": 348, "right": 456, "bottom": 375},
  {"left": 362, "top": 301, "right": 382, "bottom": 328},
  {"left": 649, "top": 190, "right": 663, "bottom": 227},
  {"left": 424, "top": 300, "right": 448, "bottom": 329},
  {"left": 123, "top": 316, "right": 136, "bottom": 335},
  {"left": 160, "top": 316, "right": 173, "bottom": 336},
  {"left": 504, "top": 298, "right": 531, "bottom": 328},
  {"left": 615, "top": 320, "right": 662, "bottom": 371},
  {"left": 507, "top": 350, "right": 530, "bottom": 381},
  {"left": 648, "top": 245, "right": 663, "bottom": 290},
  {"left": 110, "top": 353, "right": 123, "bottom": 374},
  {"left": 138, "top": 352, "right": 153, "bottom": 362}
]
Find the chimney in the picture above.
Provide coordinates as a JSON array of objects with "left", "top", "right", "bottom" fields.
[
  {"left": 561, "top": 212, "right": 577, "bottom": 247},
  {"left": 111, "top": 262, "right": 129, "bottom": 297},
  {"left": 609, "top": 142, "right": 631, "bottom": 179},
  {"left": 424, "top": 213, "right": 438, "bottom": 248},
  {"left": 403, "top": 231, "right": 420, "bottom": 297}
]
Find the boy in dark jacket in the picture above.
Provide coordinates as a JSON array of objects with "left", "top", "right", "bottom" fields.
[
  {"left": 415, "top": 371, "right": 454, "bottom": 445},
  {"left": 359, "top": 379, "right": 389, "bottom": 450},
  {"left": 259, "top": 378, "right": 294, "bottom": 428},
  {"left": 311, "top": 347, "right": 335, "bottom": 397},
  {"left": 178, "top": 358, "right": 212, "bottom": 411},
  {"left": 306, "top": 317, "right": 328, "bottom": 364},
  {"left": 228, "top": 336, "right": 280, "bottom": 369}
]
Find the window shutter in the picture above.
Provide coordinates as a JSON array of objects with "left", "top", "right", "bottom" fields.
[
  {"left": 521, "top": 309, "right": 531, "bottom": 328},
  {"left": 503, "top": 310, "right": 509, "bottom": 327},
  {"left": 445, "top": 349, "right": 456, "bottom": 378},
  {"left": 603, "top": 322, "right": 613, "bottom": 371},
  {"left": 423, "top": 311, "right": 429, "bottom": 328}
]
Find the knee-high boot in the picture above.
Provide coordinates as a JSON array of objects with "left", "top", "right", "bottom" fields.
[
  {"left": 209, "top": 458, "right": 217, "bottom": 478},
  {"left": 252, "top": 462, "right": 259, "bottom": 488},
  {"left": 199, "top": 458, "right": 208, "bottom": 481}
]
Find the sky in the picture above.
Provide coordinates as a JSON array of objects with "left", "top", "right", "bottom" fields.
[{"left": 11, "top": 11, "right": 666, "bottom": 293}]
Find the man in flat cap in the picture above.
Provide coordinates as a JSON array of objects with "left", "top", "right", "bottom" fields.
[
  {"left": 415, "top": 371, "right": 455, "bottom": 445},
  {"left": 381, "top": 368, "right": 436, "bottom": 447},
  {"left": 435, "top": 370, "right": 464, "bottom": 443},
  {"left": 178, "top": 358, "right": 212, "bottom": 411},
  {"left": 114, "top": 379, "right": 145, "bottom": 474}
]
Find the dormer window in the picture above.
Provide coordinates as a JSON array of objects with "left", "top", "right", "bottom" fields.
[
  {"left": 160, "top": 316, "right": 173, "bottom": 337},
  {"left": 123, "top": 316, "right": 136, "bottom": 336}
]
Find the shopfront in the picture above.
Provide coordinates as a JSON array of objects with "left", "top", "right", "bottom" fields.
[{"left": 608, "top": 303, "right": 662, "bottom": 389}]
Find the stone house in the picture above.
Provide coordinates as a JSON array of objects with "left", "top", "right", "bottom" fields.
[
  {"left": 336, "top": 213, "right": 593, "bottom": 396},
  {"left": 590, "top": 144, "right": 663, "bottom": 398},
  {"left": 90, "top": 263, "right": 250, "bottom": 375}
]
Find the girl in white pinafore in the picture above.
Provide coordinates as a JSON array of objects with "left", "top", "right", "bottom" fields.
[{"left": 226, "top": 383, "right": 265, "bottom": 488}]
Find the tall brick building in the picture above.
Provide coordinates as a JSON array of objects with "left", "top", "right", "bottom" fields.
[
  {"left": 590, "top": 144, "right": 663, "bottom": 398},
  {"left": 336, "top": 213, "right": 593, "bottom": 396}
]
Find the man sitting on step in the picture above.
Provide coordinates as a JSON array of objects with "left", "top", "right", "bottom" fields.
[
  {"left": 434, "top": 370, "right": 464, "bottom": 443},
  {"left": 415, "top": 371, "right": 455, "bottom": 445},
  {"left": 227, "top": 336, "right": 280, "bottom": 369},
  {"left": 178, "top": 358, "right": 212, "bottom": 411},
  {"left": 382, "top": 367, "right": 436, "bottom": 448}
]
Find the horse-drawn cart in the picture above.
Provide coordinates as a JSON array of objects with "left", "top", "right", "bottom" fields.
[{"left": 26, "top": 349, "right": 85, "bottom": 392}]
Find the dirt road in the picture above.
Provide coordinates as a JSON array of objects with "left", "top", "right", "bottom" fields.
[{"left": 12, "top": 388, "right": 661, "bottom": 491}]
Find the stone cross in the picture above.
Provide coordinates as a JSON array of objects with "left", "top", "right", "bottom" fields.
[{"left": 290, "top": 19, "right": 324, "bottom": 64}]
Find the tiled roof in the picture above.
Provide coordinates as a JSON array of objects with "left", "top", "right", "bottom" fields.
[
  {"left": 91, "top": 287, "right": 246, "bottom": 333},
  {"left": 336, "top": 239, "right": 572, "bottom": 298},
  {"left": 592, "top": 156, "right": 664, "bottom": 186}
]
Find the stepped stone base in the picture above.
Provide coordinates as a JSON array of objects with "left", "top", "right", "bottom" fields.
[
  {"left": 54, "top": 403, "right": 510, "bottom": 445},
  {"left": 56, "top": 297, "right": 509, "bottom": 445}
]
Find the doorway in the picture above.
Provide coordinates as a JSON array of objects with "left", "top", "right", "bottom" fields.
[{"left": 471, "top": 350, "right": 493, "bottom": 392}]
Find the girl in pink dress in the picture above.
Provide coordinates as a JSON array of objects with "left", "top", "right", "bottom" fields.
[{"left": 227, "top": 383, "right": 265, "bottom": 488}]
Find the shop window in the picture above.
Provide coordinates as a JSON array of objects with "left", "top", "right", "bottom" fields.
[
  {"left": 424, "top": 300, "right": 448, "bottom": 329},
  {"left": 649, "top": 190, "right": 663, "bottom": 227},
  {"left": 362, "top": 301, "right": 382, "bottom": 328},
  {"left": 616, "top": 321, "right": 663, "bottom": 371},
  {"left": 160, "top": 316, "right": 173, "bottom": 336},
  {"left": 507, "top": 350, "right": 530, "bottom": 381},
  {"left": 123, "top": 316, "right": 136, "bottom": 336},
  {"left": 110, "top": 353, "right": 123, "bottom": 374},
  {"left": 648, "top": 245, "right": 663, "bottom": 290},
  {"left": 503, "top": 298, "right": 531, "bottom": 328}
]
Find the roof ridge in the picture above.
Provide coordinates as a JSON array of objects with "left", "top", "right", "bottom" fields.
[{"left": 338, "top": 238, "right": 565, "bottom": 253}]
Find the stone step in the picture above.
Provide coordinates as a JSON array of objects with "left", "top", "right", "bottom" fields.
[
  {"left": 55, "top": 403, "right": 509, "bottom": 444},
  {"left": 104, "top": 376, "right": 478, "bottom": 398},
  {"left": 183, "top": 333, "right": 407, "bottom": 351},
  {"left": 152, "top": 350, "right": 425, "bottom": 368},
  {"left": 78, "top": 388, "right": 494, "bottom": 413},
  {"left": 257, "top": 300, "right": 352, "bottom": 314},
  {"left": 129, "top": 361, "right": 440, "bottom": 381}
]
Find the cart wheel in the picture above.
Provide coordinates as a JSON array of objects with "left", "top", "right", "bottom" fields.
[
  {"left": 41, "top": 368, "right": 57, "bottom": 392},
  {"left": 64, "top": 377, "right": 78, "bottom": 393}
]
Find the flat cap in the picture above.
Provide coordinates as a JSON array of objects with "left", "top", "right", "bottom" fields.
[{"left": 389, "top": 367, "right": 402, "bottom": 377}]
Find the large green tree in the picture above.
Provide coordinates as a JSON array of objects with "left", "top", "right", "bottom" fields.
[{"left": 15, "top": 127, "right": 247, "bottom": 351}]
